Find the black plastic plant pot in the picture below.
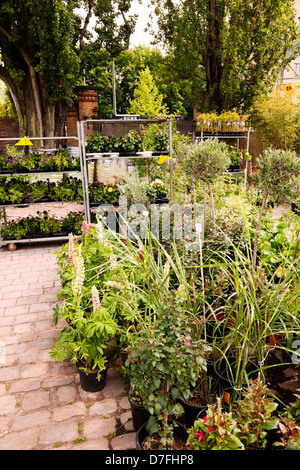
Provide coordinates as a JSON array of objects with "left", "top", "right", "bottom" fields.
[
  {"left": 128, "top": 390, "right": 151, "bottom": 431},
  {"left": 136, "top": 420, "right": 188, "bottom": 450},
  {"left": 152, "top": 150, "right": 169, "bottom": 156},
  {"left": 227, "top": 165, "right": 241, "bottom": 172},
  {"left": 204, "top": 321, "right": 231, "bottom": 343},
  {"left": 213, "top": 356, "right": 259, "bottom": 405},
  {"left": 77, "top": 362, "right": 108, "bottom": 392},
  {"left": 154, "top": 198, "right": 169, "bottom": 205},
  {"left": 179, "top": 379, "right": 224, "bottom": 428}
]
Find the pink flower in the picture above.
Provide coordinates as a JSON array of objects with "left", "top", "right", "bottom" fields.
[
  {"left": 221, "top": 434, "right": 225, "bottom": 440},
  {"left": 91, "top": 285, "right": 100, "bottom": 313},
  {"left": 68, "top": 233, "right": 74, "bottom": 263},
  {"left": 81, "top": 220, "right": 89, "bottom": 234},
  {"left": 194, "top": 432, "right": 205, "bottom": 442},
  {"left": 209, "top": 426, "right": 213, "bottom": 432}
]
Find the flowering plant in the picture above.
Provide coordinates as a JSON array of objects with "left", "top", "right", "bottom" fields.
[
  {"left": 120, "top": 131, "right": 144, "bottom": 153},
  {"left": 146, "top": 179, "right": 168, "bottom": 200},
  {"left": 89, "top": 181, "right": 120, "bottom": 205},
  {"left": 50, "top": 282, "right": 118, "bottom": 375},
  {"left": 187, "top": 398, "right": 245, "bottom": 450},
  {"left": 233, "top": 375, "right": 279, "bottom": 449},
  {"left": 125, "top": 292, "right": 210, "bottom": 449},
  {"left": 153, "top": 131, "right": 169, "bottom": 151}
]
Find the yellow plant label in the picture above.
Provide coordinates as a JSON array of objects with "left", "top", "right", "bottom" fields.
[
  {"left": 15, "top": 136, "right": 33, "bottom": 146},
  {"left": 223, "top": 391, "right": 230, "bottom": 405},
  {"left": 158, "top": 155, "right": 172, "bottom": 165}
]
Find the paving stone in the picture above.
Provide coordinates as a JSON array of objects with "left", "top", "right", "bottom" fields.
[
  {"left": 55, "top": 385, "right": 77, "bottom": 404},
  {"left": 120, "top": 410, "right": 134, "bottom": 432},
  {"left": 21, "top": 390, "right": 51, "bottom": 411},
  {"left": 89, "top": 398, "right": 118, "bottom": 417},
  {"left": 101, "top": 374, "right": 126, "bottom": 398},
  {"left": 10, "top": 378, "right": 41, "bottom": 393},
  {"left": 119, "top": 395, "right": 130, "bottom": 410},
  {"left": 110, "top": 432, "right": 137, "bottom": 451},
  {"left": 68, "top": 438, "right": 109, "bottom": 450},
  {"left": 20, "top": 363, "right": 50, "bottom": 379},
  {"left": 0, "top": 396, "right": 16, "bottom": 415},
  {"left": 11, "top": 410, "right": 51, "bottom": 431},
  {"left": 52, "top": 402, "right": 87, "bottom": 422},
  {"left": 83, "top": 416, "right": 116, "bottom": 440},
  {"left": 0, "top": 366, "right": 20, "bottom": 382},
  {"left": 0, "top": 428, "right": 39, "bottom": 450},
  {"left": 39, "top": 420, "right": 79, "bottom": 446}
]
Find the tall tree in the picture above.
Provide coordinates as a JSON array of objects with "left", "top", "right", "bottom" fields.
[
  {"left": 0, "top": 0, "right": 136, "bottom": 140},
  {"left": 127, "top": 66, "right": 168, "bottom": 116},
  {"left": 148, "top": 0, "right": 300, "bottom": 113}
]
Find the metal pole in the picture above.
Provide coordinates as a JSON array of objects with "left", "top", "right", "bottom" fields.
[
  {"left": 112, "top": 59, "right": 117, "bottom": 116},
  {"left": 169, "top": 120, "right": 173, "bottom": 200},
  {"left": 79, "top": 121, "right": 91, "bottom": 224}
]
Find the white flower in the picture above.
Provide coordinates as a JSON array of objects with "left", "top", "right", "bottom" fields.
[
  {"left": 110, "top": 252, "right": 118, "bottom": 270},
  {"left": 176, "top": 283, "right": 188, "bottom": 302},
  {"left": 72, "top": 247, "right": 85, "bottom": 296}
]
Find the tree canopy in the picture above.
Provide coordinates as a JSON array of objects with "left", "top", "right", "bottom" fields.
[
  {"left": 0, "top": 0, "right": 136, "bottom": 138},
  {"left": 81, "top": 44, "right": 194, "bottom": 118},
  {"left": 147, "top": 0, "right": 300, "bottom": 113}
]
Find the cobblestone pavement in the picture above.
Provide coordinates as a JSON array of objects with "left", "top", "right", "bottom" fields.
[{"left": 0, "top": 241, "right": 135, "bottom": 450}]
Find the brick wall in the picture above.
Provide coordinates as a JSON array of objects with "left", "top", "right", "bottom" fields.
[{"left": 0, "top": 116, "right": 19, "bottom": 152}]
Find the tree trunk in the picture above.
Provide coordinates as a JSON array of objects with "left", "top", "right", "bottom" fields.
[
  {"left": 1, "top": 61, "right": 71, "bottom": 148},
  {"left": 203, "top": 0, "right": 225, "bottom": 112}
]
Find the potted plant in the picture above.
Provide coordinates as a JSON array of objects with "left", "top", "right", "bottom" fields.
[
  {"left": 50, "top": 284, "right": 118, "bottom": 392},
  {"left": 175, "top": 139, "right": 231, "bottom": 231},
  {"left": 125, "top": 292, "right": 211, "bottom": 450},
  {"left": 146, "top": 179, "right": 168, "bottom": 204},
  {"left": 251, "top": 147, "right": 300, "bottom": 266},
  {"left": 85, "top": 131, "right": 107, "bottom": 153},
  {"left": 233, "top": 375, "right": 280, "bottom": 450},
  {"left": 179, "top": 374, "right": 224, "bottom": 428},
  {"left": 187, "top": 398, "right": 245, "bottom": 450},
  {"left": 227, "top": 147, "right": 242, "bottom": 172}
]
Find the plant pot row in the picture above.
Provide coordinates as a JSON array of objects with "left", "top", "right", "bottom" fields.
[{"left": 0, "top": 167, "right": 80, "bottom": 175}]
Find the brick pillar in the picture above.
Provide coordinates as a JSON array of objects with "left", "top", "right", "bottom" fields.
[
  {"left": 65, "top": 106, "right": 79, "bottom": 146},
  {"left": 76, "top": 86, "right": 99, "bottom": 140}
]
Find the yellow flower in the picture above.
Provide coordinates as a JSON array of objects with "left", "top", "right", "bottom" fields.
[
  {"left": 108, "top": 187, "right": 113, "bottom": 192},
  {"left": 276, "top": 267, "right": 283, "bottom": 277}
]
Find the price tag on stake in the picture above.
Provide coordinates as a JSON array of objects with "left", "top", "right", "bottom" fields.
[{"left": 223, "top": 391, "right": 231, "bottom": 405}]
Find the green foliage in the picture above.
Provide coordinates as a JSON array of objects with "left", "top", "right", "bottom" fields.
[
  {"left": 148, "top": 0, "right": 300, "bottom": 112},
  {"left": 176, "top": 139, "right": 231, "bottom": 185},
  {"left": 233, "top": 376, "right": 279, "bottom": 449},
  {"left": 249, "top": 90, "right": 300, "bottom": 152},
  {"left": 0, "top": 1, "right": 137, "bottom": 135},
  {"left": 253, "top": 148, "right": 300, "bottom": 206},
  {"left": 88, "top": 181, "right": 120, "bottom": 205},
  {"left": 125, "top": 292, "right": 210, "bottom": 449},
  {"left": 187, "top": 399, "right": 245, "bottom": 450},
  {"left": 127, "top": 67, "right": 168, "bottom": 118}
]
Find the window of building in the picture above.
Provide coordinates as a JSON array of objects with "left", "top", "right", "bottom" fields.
[{"left": 294, "top": 63, "right": 300, "bottom": 78}]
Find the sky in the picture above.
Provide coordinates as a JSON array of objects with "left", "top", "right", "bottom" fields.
[{"left": 128, "top": 0, "right": 154, "bottom": 47}]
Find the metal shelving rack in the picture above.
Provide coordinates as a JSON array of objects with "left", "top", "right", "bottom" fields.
[
  {"left": 77, "top": 119, "right": 174, "bottom": 224},
  {"left": 0, "top": 135, "right": 84, "bottom": 249}
]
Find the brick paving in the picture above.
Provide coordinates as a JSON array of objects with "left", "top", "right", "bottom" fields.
[{"left": 0, "top": 241, "right": 135, "bottom": 450}]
